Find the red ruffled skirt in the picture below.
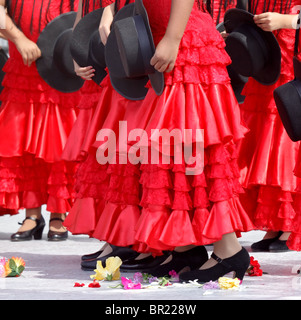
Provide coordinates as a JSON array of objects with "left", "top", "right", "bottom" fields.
[
  {"left": 62, "top": 80, "right": 103, "bottom": 162},
  {"left": 64, "top": 12, "right": 254, "bottom": 253},
  {"left": 237, "top": 75, "right": 301, "bottom": 239},
  {"left": 0, "top": 55, "right": 80, "bottom": 215},
  {"left": 287, "top": 149, "right": 301, "bottom": 251}
]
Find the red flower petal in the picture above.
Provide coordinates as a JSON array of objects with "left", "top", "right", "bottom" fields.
[{"left": 74, "top": 282, "right": 85, "bottom": 287}]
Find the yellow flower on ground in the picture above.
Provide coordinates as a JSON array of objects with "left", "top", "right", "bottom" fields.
[
  {"left": 218, "top": 277, "right": 241, "bottom": 290},
  {"left": 90, "top": 256, "right": 122, "bottom": 281}
]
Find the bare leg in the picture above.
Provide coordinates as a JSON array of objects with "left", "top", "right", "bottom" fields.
[
  {"left": 200, "top": 232, "right": 242, "bottom": 270},
  {"left": 18, "top": 207, "right": 42, "bottom": 232}
]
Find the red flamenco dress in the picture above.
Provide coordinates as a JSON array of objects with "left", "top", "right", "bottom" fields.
[
  {"left": 287, "top": 31, "right": 301, "bottom": 251},
  {"left": 237, "top": 0, "right": 301, "bottom": 238},
  {"left": 0, "top": 0, "right": 81, "bottom": 216},
  {"left": 61, "top": 0, "right": 114, "bottom": 162},
  {"left": 289, "top": 148, "right": 301, "bottom": 250},
  {"left": 65, "top": 0, "right": 254, "bottom": 253},
  {"left": 64, "top": 0, "right": 143, "bottom": 238}
]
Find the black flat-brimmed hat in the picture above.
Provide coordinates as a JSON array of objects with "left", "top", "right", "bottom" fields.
[
  {"left": 36, "top": 12, "right": 84, "bottom": 93},
  {"left": 105, "top": 0, "right": 164, "bottom": 100},
  {"left": 224, "top": 8, "right": 281, "bottom": 85},
  {"left": 274, "top": 57, "right": 301, "bottom": 141},
  {"left": 70, "top": 8, "right": 107, "bottom": 85}
]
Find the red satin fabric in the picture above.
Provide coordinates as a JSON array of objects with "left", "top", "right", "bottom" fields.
[
  {"left": 288, "top": 149, "right": 301, "bottom": 251},
  {"left": 237, "top": 0, "right": 301, "bottom": 247},
  {"left": 65, "top": 1, "right": 255, "bottom": 253},
  {"left": 0, "top": 0, "right": 80, "bottom": 215}
]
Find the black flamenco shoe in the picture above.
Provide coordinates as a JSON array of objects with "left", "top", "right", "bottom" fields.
[
  {"left": 120, "top": 251, "right": 172, "bottom": 273},
  {"left": 81, "top": 248, "right": 105, "bottom": 261},
  {"left": 251, "top": 232, "right": 283, "bottom": 252},
  {"left": 179, "top": 247, "right": 250, "bottom": 283},
  {"left": 134, "top": 246, "right": 209, "bottom": 278},
  {"left": 269, "top": 239, "right": 290, "bottom": 252},
  {"left": 47, "top": 218, "right": 68, "bottom": 241},
  {"left": 81, "top": 245, "right": 139, "bottom": 271},
  {"left": 11, "top": 216, "right": 45, "bottom": 241}
]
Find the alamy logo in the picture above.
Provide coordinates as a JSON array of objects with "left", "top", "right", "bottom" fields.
[{"left": 96, "top": 121, "right": 205, "bottom": 176}]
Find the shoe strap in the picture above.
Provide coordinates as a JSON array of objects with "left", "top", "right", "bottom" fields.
[
  {"left": 18, "top": 216, "right": 38, "bottom": 225},
  {"left": 49, "top": 218, "right": 64, "bottom": 223},
  {"left": 211, "top": 252, "right": 232, "bottom": 268}
]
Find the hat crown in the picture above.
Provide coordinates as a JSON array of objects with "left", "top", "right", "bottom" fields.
[
  {"left": 114, "top": 15, "right": 155, "bottom": 78},
  {"left": 53, "top": 29, "right": 75, "bottom": 76},
  {"left": 226, "top": 24, "right": 269, "bottom": 76}
]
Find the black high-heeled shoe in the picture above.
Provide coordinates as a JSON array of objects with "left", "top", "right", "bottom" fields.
[
  {"left": 47, "top": 218, "right": 68, "bottom": 241},
  {"left": 81, "top": 245, "right": 140, "bottom": 271},
  {"left": 269, "top": 239, "right": 289, "bottom": 252},
  {"left": 251, "top": 232, "right": 283, "bottom": 252},
  {"left": 11, "top": 216, "right": 45, "bottom": 241},
  {"left": 136, "top": 246, "right": 209, "bottom": 278},
  {"left": 81, "top": 248, "right": 105, "bottom": 261},
  {"left": 120, "top": 251, "right": 172, "bottom": 273},
  {"left": 179, "top": 247, "right": 250, "bottom": 283}
]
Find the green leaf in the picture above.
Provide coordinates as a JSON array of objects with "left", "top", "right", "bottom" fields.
[
  {"left": 17, "top": 265, "right": 25, "bottom": 275},
  {"left": 9, "top": 258, "right": 16, "bottom": 270}
]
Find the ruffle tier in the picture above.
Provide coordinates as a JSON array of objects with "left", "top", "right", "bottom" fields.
[
  {"left": 238, "top": 61, "right": 301, "bottom": 234},
  {"left": 288, "top": 149, "right": 301, "bottom": 251},
  {"left": 61, "top": 81, "right": 103, "bottom": 162},
  {"left": 0, "top": 101, "right": 78, "bottom": 163},
  {"left": 0, "top": 154, "right": 77, "bottom": 214},
  {"left": 0, "top": 54, "right": 80, "bottom": 163},
  {"left": 0, "top": 57, "right": 81, "bottom": 107}
]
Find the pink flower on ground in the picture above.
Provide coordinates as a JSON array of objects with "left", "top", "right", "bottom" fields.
[{"left": 121, "top": 277, "right": 142, "bottom": 290}]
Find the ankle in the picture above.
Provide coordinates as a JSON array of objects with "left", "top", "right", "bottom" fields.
[
  {"left": 279, "top": 232, "right": 291, "bottom": 241},
  {"left": 49, "top": 213, "right": 67, "bottom": 232}
]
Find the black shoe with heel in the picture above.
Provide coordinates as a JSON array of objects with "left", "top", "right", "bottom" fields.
[
  {"left": 120, "top": 251, "right": 172, "bottom": 273},
  {"left": 11, "top": 216, "right": 45, "bottom": 241},
  {"left": 47, "top": 218, "right": 68, "bottom": 241},
  {"left": 81, "top": 245, "right": 140, "bottom": 271},
  {"left": 179, "top": 247, "right": 250, "bottom": 283},
  {"left": 251, "top": 232, "right": 283, "bottom": 252},
  {"left": 134, "top": 246, "right": 209, "bottom": 277},
  {"left": 81, "top": 248, "right": 105, "bottom": 261}
]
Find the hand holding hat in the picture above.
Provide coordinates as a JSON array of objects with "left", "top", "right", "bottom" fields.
[
  {"left": 224, "top": 8, "right": 281, "bottom": 85},
  {"left": 70, "top": 8, "right": 108, "bottom": 85}
]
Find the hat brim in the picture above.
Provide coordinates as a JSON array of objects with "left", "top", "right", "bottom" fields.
[
  {"left": 274, "top": 80, "right": 301, "bottom": 141},
  {"left": 36, "top": 12, "right": 84, "bottom": 93},
  {"left": 224, "top": 8, "right": 281, "bottom": 85},
  {"left": 70, "top": 8, "right": 107, "bottom": 85}
]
